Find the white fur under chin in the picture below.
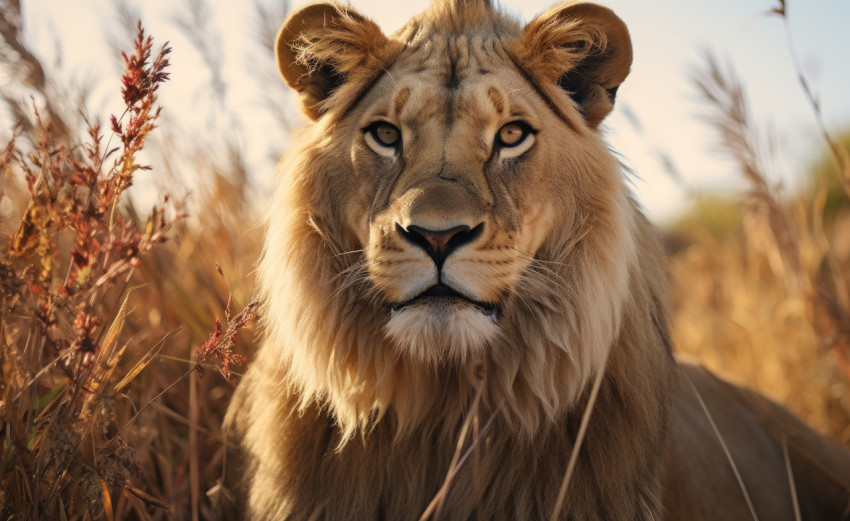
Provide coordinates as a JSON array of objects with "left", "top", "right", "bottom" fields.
[{"left": 385, "top": 299, "right": 500, "bottom": 365}]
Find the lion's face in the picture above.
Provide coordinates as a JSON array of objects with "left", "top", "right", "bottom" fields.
[
  {"left": 344, "top": 38, "right": 609, "bottom": 363},
  {"left": 263, "top": 0, "right": 639, "bottom": 430}
]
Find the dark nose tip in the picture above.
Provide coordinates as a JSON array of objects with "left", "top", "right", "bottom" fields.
[{"left": 398, "top": 223, "right": 484, "bottom": 270}]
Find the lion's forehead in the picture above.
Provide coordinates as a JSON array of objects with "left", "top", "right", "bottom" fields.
[
  {"left": 366, "top": 34, "right": 532, "bottom": 130},
  {"left": 398, "top": 34, "right": 509, "bottom": 83}
]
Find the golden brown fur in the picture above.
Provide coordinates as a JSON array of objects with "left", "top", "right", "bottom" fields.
[{"left": 228, "top": 1, "right": 850, "bottom": 519}]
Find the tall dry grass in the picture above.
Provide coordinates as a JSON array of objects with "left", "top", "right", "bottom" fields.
[
  {"left": 0, "top": 1, "right": 847, "bottom": 520},
  {"left": 670, "top": 35, "right": 850, "bottom": 444}
]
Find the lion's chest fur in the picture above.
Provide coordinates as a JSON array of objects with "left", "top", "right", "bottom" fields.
[{"left": 257, "top": 388, "right": 667, "bottom": 521}]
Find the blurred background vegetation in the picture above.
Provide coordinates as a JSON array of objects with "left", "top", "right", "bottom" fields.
[{"left": 0, "top": 0, "right": 848, "bottom": 519}]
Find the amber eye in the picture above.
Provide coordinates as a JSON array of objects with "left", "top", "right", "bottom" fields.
[
  {"left": 366, "top": 122, "right": 401, "bottom": 148},
  {"left": 496, "top": 122, "right": 531, "bottom": 148}
]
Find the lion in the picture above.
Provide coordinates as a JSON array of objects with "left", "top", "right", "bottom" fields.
[{"left": 227, "top": 1, "right": 850, "bottom": 519}]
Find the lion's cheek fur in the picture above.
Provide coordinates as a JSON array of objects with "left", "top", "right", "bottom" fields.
[{"left": 498, "top": 191, "right": 639, "bottom": 423}]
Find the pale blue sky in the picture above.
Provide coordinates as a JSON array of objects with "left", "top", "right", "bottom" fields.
[{"left": 12, "top": 0, "right": 850, "bottom": 220}]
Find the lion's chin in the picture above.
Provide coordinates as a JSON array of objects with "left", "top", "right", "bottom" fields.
[{"left": 384, "top": 298, "right": 500, "bottom": 365}]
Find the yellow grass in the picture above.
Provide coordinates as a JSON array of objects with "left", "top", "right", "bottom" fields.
[{"left": 670, "top": 206, "right": 850, "bottom": 445}]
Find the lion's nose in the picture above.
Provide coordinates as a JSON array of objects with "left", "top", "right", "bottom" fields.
[{"left": 398, "top": 223, "right": 483, "bottom": 270}]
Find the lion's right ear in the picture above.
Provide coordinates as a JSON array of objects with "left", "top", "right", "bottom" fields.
[
  {"left": 276, "top": 3, "right": 401, "bottom": 121},
  {"left": 514, "top": 2, "right": 632, "bottom": 128}
]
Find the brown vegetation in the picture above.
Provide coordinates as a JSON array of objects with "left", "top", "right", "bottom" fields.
[{"left": 0, "top": 7, "right": 260, "bottom": 519}]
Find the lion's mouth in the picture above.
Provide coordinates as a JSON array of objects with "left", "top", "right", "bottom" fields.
[{"left": 390, "top": 283, "right": 500, "bottom": 317}]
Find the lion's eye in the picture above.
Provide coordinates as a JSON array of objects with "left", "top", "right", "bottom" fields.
[
  {"left": 365, "top": 122, "right": 401, "bottom": 148},
  {"left": 497, "top": 123, "right": 528, "bottom": 147},
  {"left": 495, "top": 121, "right": 535, "bottom": 158}
]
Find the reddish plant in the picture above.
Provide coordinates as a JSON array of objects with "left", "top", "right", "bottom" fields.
[
  {"left": 195, "top": 293, "right": 255, "bottom": 382},
  {"left": 0, "top": 21, "right": 186, "bottom": 520}
]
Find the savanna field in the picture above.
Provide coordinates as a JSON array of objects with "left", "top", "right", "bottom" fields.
[{"left": 1, "top": 0, "right": 848, "bottom": 519}]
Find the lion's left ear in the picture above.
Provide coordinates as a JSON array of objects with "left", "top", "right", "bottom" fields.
[{"left": 516, "top": 2, "right": 632, "bottom": 128}]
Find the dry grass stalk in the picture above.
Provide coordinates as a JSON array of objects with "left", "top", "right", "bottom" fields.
[
  {"left": 684, "top": 372, "right": 760, "bottom": 521},
  {"left": 173, "top": 0, "right": 226, "bottom": 109},
  {"left": 0, "top": 0, "right": 79, "bottom": 144},
  {"left": 548, "top": 360, "right": 607, "bottom": 521},
  {"left": 771, "top": 0, "right": 850, "bottom": 200}
]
